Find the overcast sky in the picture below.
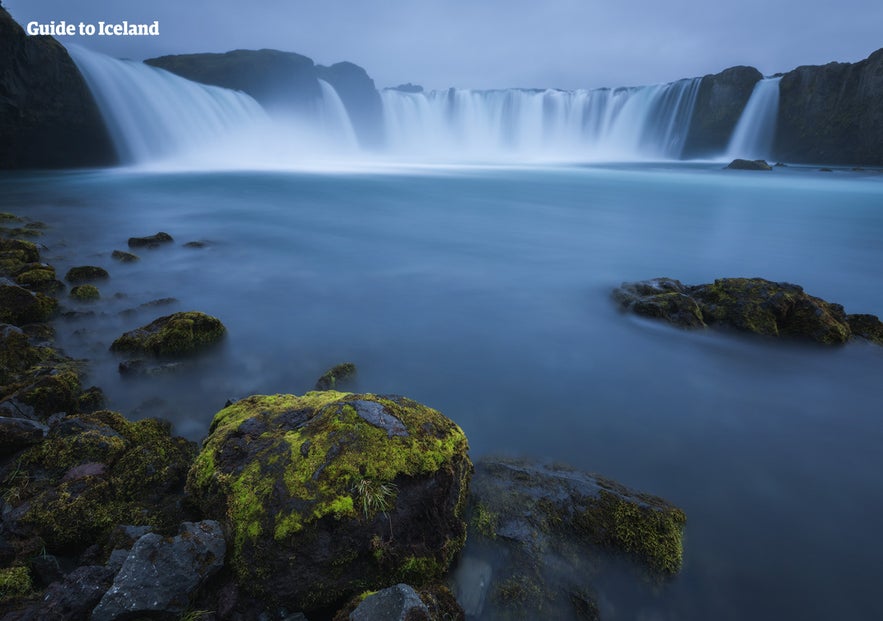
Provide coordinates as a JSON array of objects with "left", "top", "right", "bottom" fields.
[{"left": 5, "top": 0, "right": 883, "bottom": 90}]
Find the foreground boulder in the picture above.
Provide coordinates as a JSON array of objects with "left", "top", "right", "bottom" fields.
[
  {"left": 187, "top": 391, "right": 471, "bottom": 611},
  {"left": 612, "top": 277, "right": 883, "bottom": 345},
  {"left": 110, "top": 311, "right": 226, "bottom": 356},
  {"left": 1, "top": 410, "right": 195, "bottom": 554},
  {"left": 90, "top": 521, "right": 225, "bottom": 621}
]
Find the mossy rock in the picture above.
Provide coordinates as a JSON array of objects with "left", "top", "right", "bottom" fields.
[
  {"left": 0, "top": 566, "right": 32, "bottom": 603},
  {"left": 14, "top": 266, "right": 63, "bottom": 294},
  {"left": 0, "top": 324, "right": 44, "bottom": 385},
  {"left": 724, "top": 159, "right": 773, "bottom": 171},
  {"left": 4, "top": 411, "right": 197, "bottom": 554},
  {"left": 848, "top": 313, "right": 883, "bottom": 345},
  {"left": 187, "top": 391, "right": 472, "bottom": 612},
  {"left": 0, "top": 239, "right": 40, "bottom": 277},
  {"left": 65, "top": 265, "right": 109, "bottom": 284},
  {"left": 614, "top": 277, "right": 857, "bottom": 345},
  {"left": 315, "top": 362, "right": 357, "bottom": 391},
  {"left": 0, "top": 285, "right": 57, "bottom": 326},
  {"left": 111, "top": 250, "right": 139, "bottom": 263},
  {"left": 110, "top": 311, "right": 226, "bottom": 356},
  {"left": 70, "top": 284, "right": 101, "bottom": 302}
]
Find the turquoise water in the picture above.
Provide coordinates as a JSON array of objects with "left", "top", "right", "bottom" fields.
[{"left": 2, "top": 163, "right": 882, "bottom": 619}]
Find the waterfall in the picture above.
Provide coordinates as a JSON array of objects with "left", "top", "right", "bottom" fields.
[
  {"left": 726, "top": 77, "right": 782, "bottom": 161},
  {"left": 68, "top": 44, "right": 269, "bottom": 164},
  {"left": 68, "top": 45, "right": 358, "bottom": 167},
  {"left": 380, "top": 78, "right": 701, "bottom": 161}
]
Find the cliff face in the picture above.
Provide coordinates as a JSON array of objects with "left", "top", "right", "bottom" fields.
[
  {"left": 775, "top": 48, "right": 883, "bottom": 166},
  {"left": 0, "top": 7, "right": 115, "bottom": 169},
  {"left": 317, "top": 62, "right": 384, "bottom": 148},
  {"left": 682, "top": 66, "right": 762, "bottom": 159},
  {"left": 146, "top": 50, "right": 385, "bottom": 148}
]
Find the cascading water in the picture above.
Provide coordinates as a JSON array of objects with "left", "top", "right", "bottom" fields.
[
  {"left": 726, "top": 77, "right": 782, "bottom": 161},
  {"left": 380, "top": 78, "right": 701, "bottom": 161},
  {"left": 69, "top": 43, "right": 704, "bottom": 166},
  {"left": 68, "top": 44, "right": 269, "bottom": 164},
  {"left": 68, "top": 45, "right": 359, "bottom": 167}
]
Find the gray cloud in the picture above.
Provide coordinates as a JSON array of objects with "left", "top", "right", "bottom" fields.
[{"left": 5, "top": 0, "right": 882, "bottom": 90}]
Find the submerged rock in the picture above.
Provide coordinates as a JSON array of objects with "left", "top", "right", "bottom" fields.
[
  {"left": 458, "top": 458, "right": 685, "bottom": 620},
  {"left": 110, "top": 311, "right": 226, "bottom": 356},
  {"left": 111, "top": 249, "right": 139, "bottom": 263},
  {"left": 91, "top": 520, "right": 225, "bottom": 621},
  {"left": 315, "top": 361, "right": 357, "bottom": 391},
  {"left": 127, "top": 231, "right": 174, "bottom": 248},
  {"left": 187, "top": 391, "right": 472, "bottom": 612},
  {"left": 725, "top": 158, "right": 772, "bottom": 170},
  {"left": 613, "top": 277, "right": 874, "bottom": 345}
]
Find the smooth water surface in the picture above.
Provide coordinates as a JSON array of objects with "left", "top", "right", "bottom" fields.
[{"left": 2, "top": 163, "right": 882, "bottom": 620}]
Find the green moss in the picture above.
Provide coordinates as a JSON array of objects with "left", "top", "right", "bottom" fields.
[
  {"left": 0, "top": 566, "right": 32, "bottom": 603},
  {"left": 14, "top": 267, "right": 60, "bottom": 292},
  {"left": 494, "top": 574, "right": 543, "bottom": 607},
  {"left": 315, "top": 362, "right": 357, "bottom": 391},
  {"left": 573, "top": 490, "right": 686, "bottom": 574},
  {"left": 70, "top": 284, "right": 100, "bottom": 301},
  {"left": 397, "top": 555, "right": 444, "bottom": 583},
  {"left": 14, "top": 411, "right": 196, "bottom": 552},
  {"left": 110, "top": 311, "right": 226, "bottom": 356},
  {"left": 472, "top": 503, "right": 499, "bottom": 539}
]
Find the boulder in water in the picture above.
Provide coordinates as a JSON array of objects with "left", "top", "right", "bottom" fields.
[
  {"left": 725, "top": 158, "right": 772, "bottom": 170},
  {"left": 110, "top": 311, "right": 226, "bottom": 356}
]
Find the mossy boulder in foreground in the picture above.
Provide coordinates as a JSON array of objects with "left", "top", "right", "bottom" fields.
[
  {"left": 110, "top": 311, "right": 226, "bottom": 356},
  {"left": 0, "top": 284, "right": 57, "bottom": 326},
  {"left": 613, "top": 277, "right": 883, "bottom": 345},
  {"left": 187, "top": 391, "right": 472, "bottom": 612},
  {"left": 1, "top": 410, "right": 196, "bottom": 554}
]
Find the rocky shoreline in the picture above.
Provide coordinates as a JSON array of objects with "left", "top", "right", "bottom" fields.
[{"left": 1, "top": 215, "right": 688, "bottom": 620}]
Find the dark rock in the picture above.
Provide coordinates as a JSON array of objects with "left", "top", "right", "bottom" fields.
[
  {"left": 848, "top": 313, "right": 883, "bottom": 345},
  {"left": 315, "top": 361, "right": 357, "bottom": 391},
  {"left": 725, "top": 158, "right": 772, "bottom": 171},
  {"left": 0, "top": 417, "right": 47, "bottom": 455},
  {"left": 70, "top": 284, "right": 100, "bottom": 301},
  {"left": 389, "top": 83, "right": 424, "bottom": 93},
  {"left": 682, "top": 65, "right": 763, "bottom": 158},
  {"left": 111, "top": 250, "right": 139, "bottom": 263},
  {"left": 776, "top": 48, "right": 883, "bottom": 166},
  {"left": 110, "top": 311, "right": 226, "bottom": 356},
  {"left": 127, "top": 231, "right": 174, "bottom": 248},
  {"left": 819, "top": 167, "right": 833, "bottom": 172},
  {"left": 0, "top": 7, "right": 115, "bottom": 169},
  {"left": 90, "top": 521, "right": 225, "bottom": 621},
  {"left": 29, "top": 552, "right": 65, "bottom": 586},
  {"left": 30, "top": 564, "right": 115, "bottom": 619},
  {"left": 64, "top": 265, "right": 109, "bottom": 284},
  {"left": 349, "top": 584, "right": 430, "bottom": 621},
  {"left": 0, "top": 324, "right": 42, "bottom": 384},
  {"left": 183, "top": 240, "right": 207, "bottom": 248},
  {"left": 614, "top": 277, "right": 858, "bottom": 345},
  {"left": 0, "top": 285, "right": 57, "bottom": 325},
  {"left": 187, "top": 392, "right": 471, "bottom": 612}
]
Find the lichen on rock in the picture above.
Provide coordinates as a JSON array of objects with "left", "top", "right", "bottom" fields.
[
  {"left": 187, "top": 391, "right": 472, "bottom": 611},
  {"left": 110, "top": 311, "right": 226, "bottom": 356}
]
